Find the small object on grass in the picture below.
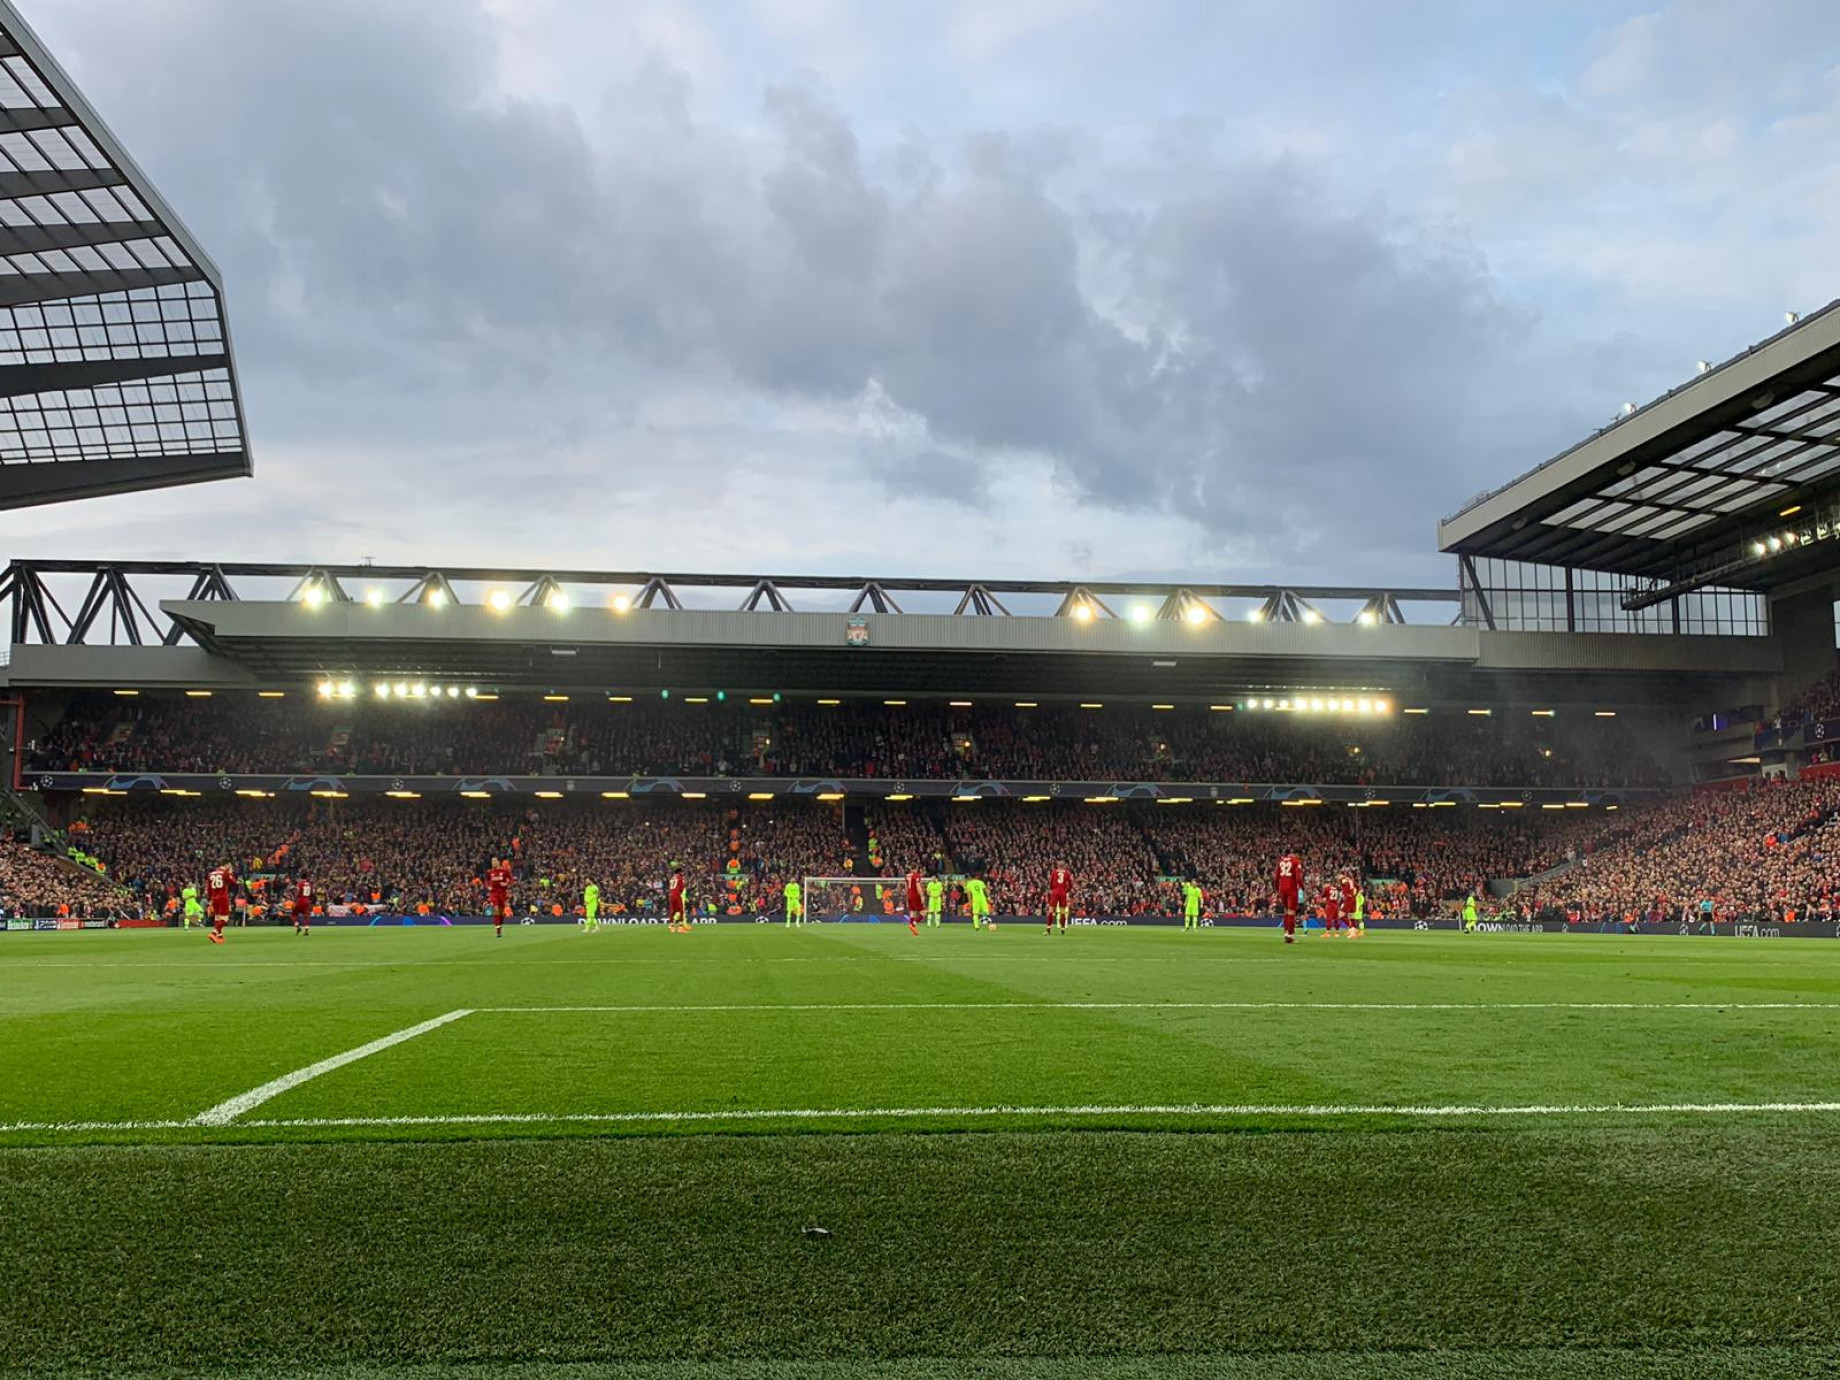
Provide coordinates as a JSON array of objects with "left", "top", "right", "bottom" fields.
[{"left": 802, "top": 1225, "right": 832, "bottom": 1239}]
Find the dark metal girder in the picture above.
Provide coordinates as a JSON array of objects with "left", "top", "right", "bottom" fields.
[
  {"left": 0, "top": 219, "right": 164, "bottom": 256},
  {"left": 0, "top": 263, "right": 204, "bottom": 308},
  {"left": 0, "top": 168, "right": 126, "bottom": 199},
  {"left": 0, "top": 559, "right": 1463, "bottom": 603},
  {"left": 0, "top": 105, "right": 73, "bottom": 134},
  {"left": 0, "top": 450, "right": 249, "bottom": 510},
  {"left": 0, "top": 352, "right": 227, "bottom": 397}
]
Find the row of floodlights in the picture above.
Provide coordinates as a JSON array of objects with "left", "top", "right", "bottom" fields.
[
  {"left": 1751, "top": 508, "right": 1824, "bottom": 560},
  {"left": 1069, "top": 603, "right": 1379, "bottom": 626},
  {"left": 302, "top": 585, "right": 607, "bottom": 613},
  {"left": 317, "top": 681, "right": 484, "bottom": 701},
  {"left": 303, "top": 584, "right": 1398, "bottom": 627},
  {"left": 1242, "top": 696, "right": 1391, "bottom": 714}
]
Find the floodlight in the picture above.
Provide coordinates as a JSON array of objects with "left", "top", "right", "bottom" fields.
[
  {"left": 612, "top": 594, "right": 632, "bottom": 614},
  {"left": 375, "top": 683, "right": 391, "bottom": 699},
  {"left": 1358, "top": 610, "right": 1377, "bottom": 626},
  {"left": 302, "top": 585, "right": 326, "bottom": 608},
  {"left": 547, "top": 591, "right": 570, "bottom": 612},
  {"left": 1184, "top": 604, "right": 1208, "bottom": 625},
  {"left": 488, "top": 590, "right": 513, "bottom": 612},
  {"left": 427, "top": 589, "right": 447, "bottom": 608},
  {"left": 365, "top": 589, "right": 384, "bottom": 608},
  {"left": 1130, "top": 604, "right": 1152, "bottom": 624},
  {"left": 1301, "top": 609, "right": 1320, "bottom": 625},
  {"left": 1072, "top": 604, "right": 1094, "bottom": 623}
]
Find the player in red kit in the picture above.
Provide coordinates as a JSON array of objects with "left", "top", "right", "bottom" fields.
[
  {"left": 292, "top": 877, "right": 315, "bottom": 936},
  {"left": 205, "top": 864, "right": 234, "bottom": 944},
  {"left": 668, "top": 865, "right": 688, "bottom": 931},
  {"left": 1275, "top": 853, "right": 1302, "bottom": 944},
  {"left": 1340, "top": 875, "right": 1360, "bottom": 939},
  {"left": 1046, "top": 863, "right": 1072, "bottom": 934},
  {"left": 905, "top": 869, "right": 923, "bottom": 935},
  {"left": 486, "top": 857, "right": 513, "bottom": 938},
  {"left": 1322, "top": 882, "right": 1343, "bottom": 934}
]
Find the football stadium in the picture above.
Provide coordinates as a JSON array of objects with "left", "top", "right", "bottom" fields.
[{"left": 4, "top": 3, "right": 1840, "bottom": 1377}]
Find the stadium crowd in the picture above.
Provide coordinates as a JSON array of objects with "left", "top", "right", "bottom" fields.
[
  {"left": 29, "top": 692, "right": 1673, "bottom": 788},
  {"left": 29, "top": 769, "right": 1840, "bottom": 928},
  {"left": 1518, "top": 777, "right": 1840, "bottom": 926},
  {"left": 0, "top": 840, "right": 138, "bottom": 921}
]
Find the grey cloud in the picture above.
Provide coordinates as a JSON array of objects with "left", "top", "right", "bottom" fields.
[{"left": 39, "top": 0, "right": 1593, "bottom": 578}]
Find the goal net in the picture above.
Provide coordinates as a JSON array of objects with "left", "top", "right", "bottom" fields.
[{"left": 801, "top": 876, "right": 934, "bottom": 923}]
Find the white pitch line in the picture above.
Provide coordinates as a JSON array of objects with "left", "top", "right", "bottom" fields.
[
  {"left": 190, "top": 1009, "right": 474, "bottom": 1127},
  {"left": 7, "top": 1100, "right": 1840, "bottom": 1136},
  {"left": 475, "top": 1000, "right": 1840, "bottom": 1014}
]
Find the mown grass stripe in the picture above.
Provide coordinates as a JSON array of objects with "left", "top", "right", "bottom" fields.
[
  {"left": 8, "top": 1099, "right": 1840, "bottom": 1137},
  {"left": 477, "top": 999, "right": 1840, "bottom": 1013}
]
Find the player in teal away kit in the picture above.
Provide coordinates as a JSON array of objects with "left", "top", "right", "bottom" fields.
[
  {"left": 965, "top": 876, "right": 991, "bottom": 930},
  {"left": 582, "top": 882, "right": 601, "bottom": 932},
  {"left": 784, "top": 879, "right": 803, "bottom": 927},
  {"left": 925, "top": 877, "right": 944, "bottom": 927},
  {"left": 1182, "top": 879, "right": 1203, "bottom": 930}
]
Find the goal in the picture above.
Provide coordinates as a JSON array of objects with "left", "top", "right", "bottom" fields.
[{"left": 801, "top": 876, "right": 934, "bottom": 923}]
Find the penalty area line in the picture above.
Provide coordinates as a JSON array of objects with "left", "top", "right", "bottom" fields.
[
  {"left": 190, "top": 1009, "right": 475, "bottom": 1127},
  {"left": 6, "top": 1100, "right": 1840, "bottom": 1136}
]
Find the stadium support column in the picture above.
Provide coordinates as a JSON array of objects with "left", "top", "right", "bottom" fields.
[{"left": 1769, "top": 577, "right": 1840, "bottom": 709}]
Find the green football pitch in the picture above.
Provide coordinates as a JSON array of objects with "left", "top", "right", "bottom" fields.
[{"left": 4, "top": 923, "right": 1840, "bottom": 1378}]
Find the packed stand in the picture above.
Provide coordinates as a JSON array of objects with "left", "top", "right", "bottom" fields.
[
  {"left": 1775, "top": 660, "right": 1840, "bottom": 730},
  {"left": 0, "top": 839, "right": 138, "bottom": 920},
  {"left": 1518, "top": 778, "right": 1840, "bottom": 926},
  {"left": 64, "top": 783, "right": 1840, "bottom": 927},
  {"left": 30, "top": 693, "right": 1674, "bottom": 789}
]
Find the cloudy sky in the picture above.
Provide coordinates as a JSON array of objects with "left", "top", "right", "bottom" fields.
[{"left": 2, "top": 0, "right": 1836, "bottom": 588}]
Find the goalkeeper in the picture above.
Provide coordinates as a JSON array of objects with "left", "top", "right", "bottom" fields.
[
  {"left": 1181, "top": 877, "right": 1203, "bottom": 930},
  {"left": 925, "top": 876, "right": 943, "bottom": 928},
  {"left": 181, "top": 884, "right": 202, "bottom": 930},
  {"left": 582, "top": 881, "right": 601, "bottom": 932},
  {"left": 965, "top": 875, "right": 992, "bottom": 930},
  {"left": 784, "top": 878, "right": 803, "bottom": 928}
]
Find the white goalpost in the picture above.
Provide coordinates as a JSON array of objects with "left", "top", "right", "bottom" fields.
[{"left": 801, "top": 876, "right": 938, "bottom": 923}]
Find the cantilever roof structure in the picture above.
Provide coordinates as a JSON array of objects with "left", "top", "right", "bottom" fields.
[
  {"left": 0, "top": 0, "right": 249, "bottom": 508},
  {"left": 1439, "top": 300, "right": 1840, "bottom": 604}
]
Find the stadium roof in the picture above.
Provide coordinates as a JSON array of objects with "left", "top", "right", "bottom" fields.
[
  {"left": 0, "top": 0, "right": 249, "bottom": 507},
  {"left": 0, "top": 561, "right": 1781, "bottom": 709},
  {"left": 1438, "top": 300, "right": 1840, "bottom": 602}
]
